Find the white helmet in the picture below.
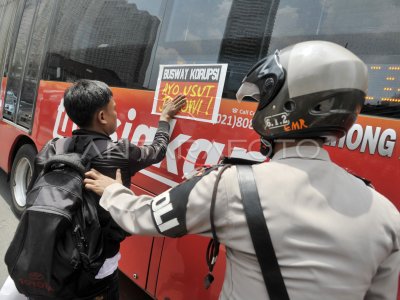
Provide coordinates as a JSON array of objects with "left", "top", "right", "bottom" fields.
[{"left": 236, "top": 40, "right": 368, "bottom": 142}]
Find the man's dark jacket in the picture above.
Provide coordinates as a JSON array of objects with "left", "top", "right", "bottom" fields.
[{"left": 29, "top": 121, "right": 171, "bottom": 259}]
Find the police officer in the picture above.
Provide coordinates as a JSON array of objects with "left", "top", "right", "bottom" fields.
[{"left": 84, "top": 41, "right": 400, "bottom": 300}]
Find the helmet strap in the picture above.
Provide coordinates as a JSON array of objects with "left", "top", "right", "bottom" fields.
[{"left": 260, "top": 137, "right": 274, "bottom": 157}]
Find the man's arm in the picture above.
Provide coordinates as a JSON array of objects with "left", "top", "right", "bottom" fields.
[
  {"left": 100, "top": 183, "right": 165, "bottom": 236},
  {"left": 364, "top": 249, "right": 400, "bottom": 300},
  {"left": 129, "top": 94, "right": 186, "bottom": 174},
  {"left": 84, "top": 169, "right": 160, "bottom": 235},
  {"left": 84, "top": 166, "right": 230, "bottom": 238},
  {"left": 365, "top": 206, "right": 400, "bottom": 300}
]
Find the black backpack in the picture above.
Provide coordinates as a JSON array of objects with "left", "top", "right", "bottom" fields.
[{"left": 5, "top": 137, "right": 108, "bottom": 299}]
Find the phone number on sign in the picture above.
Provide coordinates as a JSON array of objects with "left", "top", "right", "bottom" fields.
[{"left": 216, "top": 114, "right": 253, "bottom": 129}]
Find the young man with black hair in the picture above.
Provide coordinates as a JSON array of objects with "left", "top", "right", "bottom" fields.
[{"left": 28, "top": 79, "right": 186, "bottom": 299}]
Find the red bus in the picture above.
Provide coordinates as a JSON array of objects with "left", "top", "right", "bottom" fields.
[{"left": 0, "top": 0, "right": 399, "bottom": 299}]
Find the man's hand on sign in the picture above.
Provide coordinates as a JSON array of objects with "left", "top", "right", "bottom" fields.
[{"left": 160, "top": 94, "right": 186, "bottom": 122}]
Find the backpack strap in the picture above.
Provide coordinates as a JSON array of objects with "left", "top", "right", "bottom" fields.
[
  {"left": 236, "top": 165, "right": 290, "bottom": 300},
  {"left": 43, "top": 153, "right": 86, "bottom": 176},
  {"left": 55, "top": 136, "right": 110, "bottom": 166},
  {"left": 204, "top": 164, "right": 232, "bottom": 289}
]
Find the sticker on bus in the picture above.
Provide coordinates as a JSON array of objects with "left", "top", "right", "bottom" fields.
[{"left": 152, "top": 64, "right": 228, "bottom": 123}]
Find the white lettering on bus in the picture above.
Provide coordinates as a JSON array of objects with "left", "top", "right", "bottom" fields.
[
  {"left": 378, "top": 129, "right": 396, "bottom": 157},
  {"left": 182, "top": 139, "right": 225, "bottom": 175},
  {"left": 151, "top": 192, "right": 180, "bottom": 233},
  {"left": 53, "top": 99, "right": 65, "bottom": 138},
  {"left": 327, "top": 125, "right": 396, "bottom": 157},
  {"left": 121, "top": 108, "right": 136, "bottom": 138},
  {"left": 346, "top": 124, "right": 364, "bottom": 150},
  {"left": 164, "top": 134, "right": 192, "bottom": 174}
]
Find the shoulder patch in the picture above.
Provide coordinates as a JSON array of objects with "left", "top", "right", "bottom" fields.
[{"left": 150, "top": 173, "right": 207, "bottom": 237}]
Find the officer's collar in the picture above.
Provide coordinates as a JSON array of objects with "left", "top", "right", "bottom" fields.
[{"left": 271, "top": 144, "right": 330, "bottom": 161}]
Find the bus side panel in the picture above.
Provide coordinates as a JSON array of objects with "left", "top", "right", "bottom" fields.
[
  {"left": 156, "top": 236, "right": 226, "bottom": 300},
  {"left": 116, "top": 183, "right": 163, "bottom": 293},
  {"left": 119, "top": 235, "right": 153, "bottom": 291},
  {"left": 0, "top": 121, "right": 31, "bottom": 173},
  {"left": 145, "top": 236, "right": 165, "bottom": 296}
]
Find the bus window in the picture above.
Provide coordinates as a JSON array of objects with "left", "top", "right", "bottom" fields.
[
  {"left": 3, "top": 0, "right": 37, "bottom": 123},
  {"left": 146, "top": 0, "right": 280, "bottom": 99},
  {"left": 268, "top": 0, "right": 400, "bottom": 119},
  {"left": 0, "top": 0, "right": 20, "bottom": 105},
  {"left": 0, "top": 1, "right": 20, "bottom": 81},
  {"left": 42, "top": 0, "right": 165, "bottom": 90},
  {"left": 17, "top": 0, "right": 55, "bottom": 129}
]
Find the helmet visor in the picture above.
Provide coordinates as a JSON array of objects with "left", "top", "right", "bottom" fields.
[
  {"left": 258, "top": 51, "right": 285, "bottom": 110},
  {"left": 236, "top": 50, "right": 285, "bottom": 109},
  {"left": 236, "top": 82, "right": 260, "bottom": 102}
]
